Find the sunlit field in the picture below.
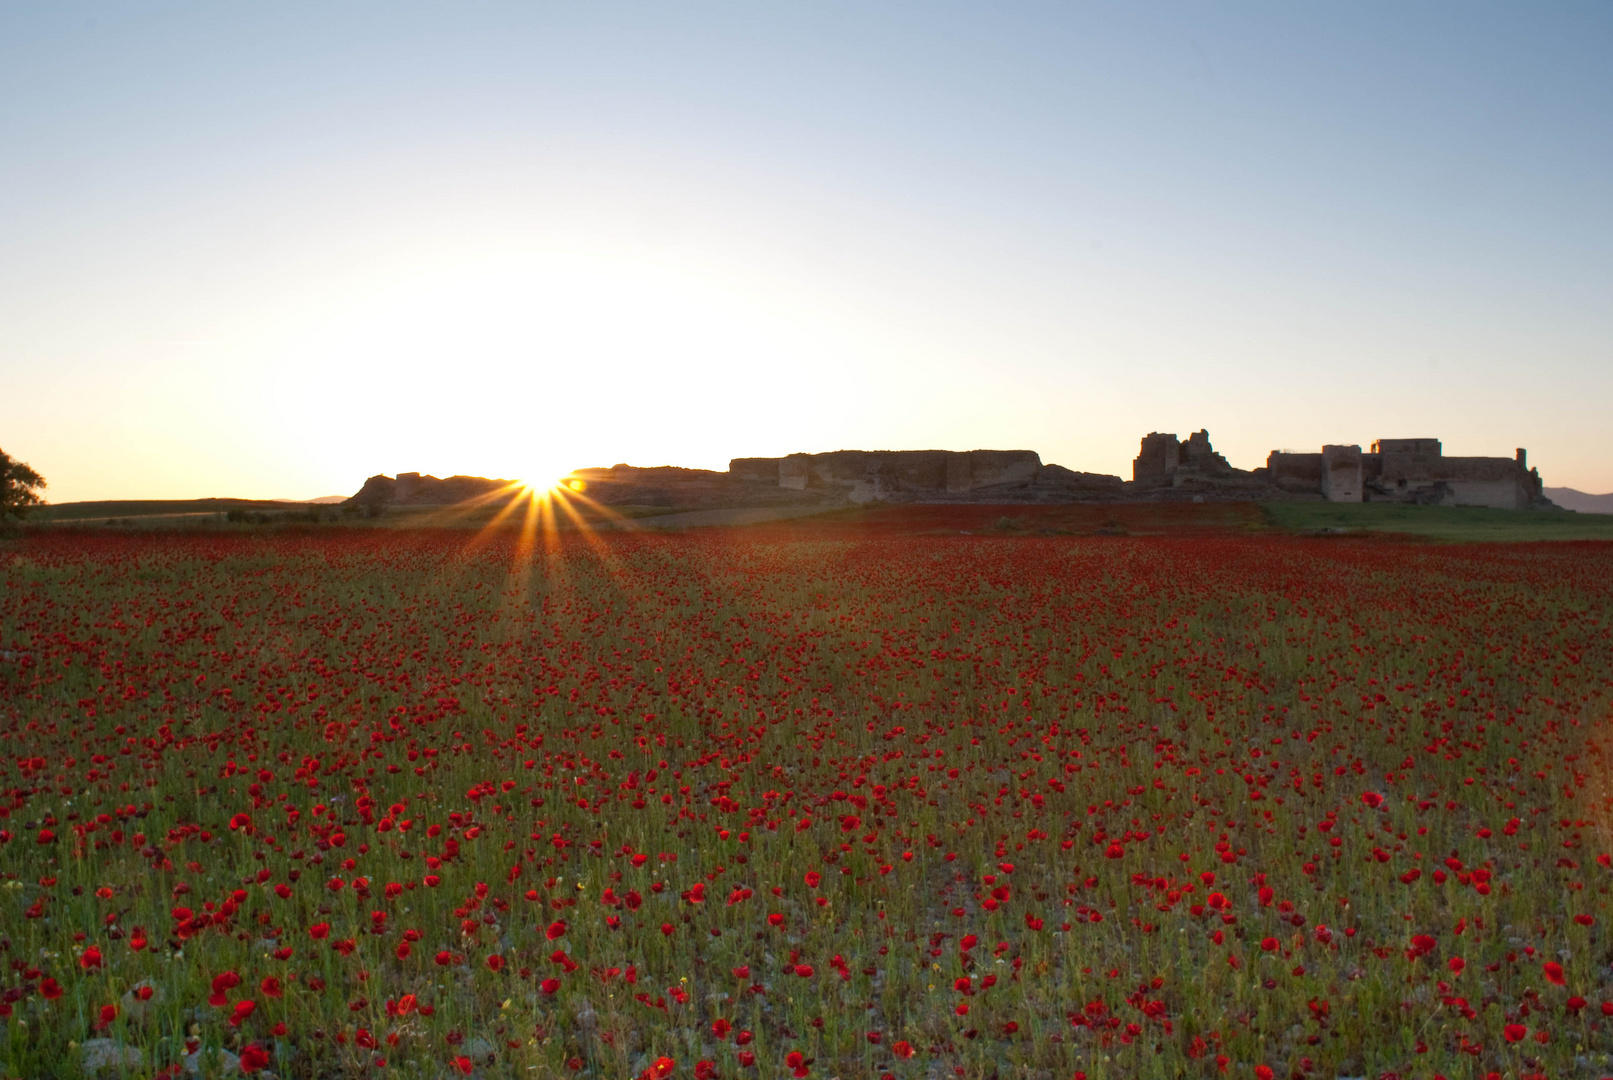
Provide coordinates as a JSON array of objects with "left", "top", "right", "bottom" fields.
[{"left": 1, "top": 528, "right": 1610, "bottom": 1079}]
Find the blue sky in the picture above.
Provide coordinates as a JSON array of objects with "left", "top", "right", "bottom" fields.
[{"left": 5, "top": 3, "right": 1611, "bottom": 500}]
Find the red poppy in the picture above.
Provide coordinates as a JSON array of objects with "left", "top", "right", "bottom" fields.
[
  {"left": 1503, "top": 1024, "right": 1527, "bottom": 1042},
  {"left": 1543, "top": 961, "right": 1566, "bottom": 986},
  {"left": 546, "top": 920, "right": 567, "bottom": 940}
]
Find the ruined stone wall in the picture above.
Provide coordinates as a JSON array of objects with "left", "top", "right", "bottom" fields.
[
  {"left": 778, "top": 456, "right": 810, "bottom": 491},
  {"left": 1269, "top": 441, "right": 1545, "bottom": 508},
  {"left": 1371, "top": 438, "right": 1442, "bottom": 456},
  {"left": 1267, "top": 452, "right": 1324, "bottom": 494},
  {"left": 344, "top": 473, "right": 513, "bottom": 507},
  {"left": 1135, "top": 428, "right": 1245, "bottom": 493},
  {"left": 733, "top": 450, "right": 1044, "bottom": 498},
  {"left": 728, "top": 458, "right": 781, "bottom": 484},
  {"left": 1133, "top": 433, "right": 1180, "bottom": 485},
  {"left": 958, "top": 450, "right": 1043, "bottom": 488},
  {"left": 1320, "top": 446, "right": 1363, "bottom": 503}
]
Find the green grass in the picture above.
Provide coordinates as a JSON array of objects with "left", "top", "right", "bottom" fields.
[{"left": 1262, "top": 500, "right": 1613, "bottom": 541}]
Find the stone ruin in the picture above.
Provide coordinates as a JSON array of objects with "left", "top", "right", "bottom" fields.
[
  {"left": 728, "top": 450, "right": 1125, "bottom": 504},
  {"left": 1133, "top": 430, "right": 1237, "bottom": 486},
  {"left": 1130, "top": 430, "right": 1550, "bottom": 508},
  {"left": 344, "top": 431, "right": 1552, "bottom": 513},
  {"left": 1265, "top": 439, "right": 1548, "bottom": 509},
  {"left": 348, "top": 472, "right": 515, "bottom": 507}
]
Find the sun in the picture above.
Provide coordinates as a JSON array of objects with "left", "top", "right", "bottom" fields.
[{"left": 520, "top": 473, "right": 583, "bottom": 496}]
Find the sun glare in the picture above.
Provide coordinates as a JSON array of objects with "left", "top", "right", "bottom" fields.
[{"left": 520, "top": 473, "right": 583, "bottom": 496}]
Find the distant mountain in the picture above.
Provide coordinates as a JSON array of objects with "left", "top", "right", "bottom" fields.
[
  {"left": 306, "top": 496, "right": 348, "bottom": 504},
  {"left": 1545, "top": 488, "right": 1613, "bottom": 514}
]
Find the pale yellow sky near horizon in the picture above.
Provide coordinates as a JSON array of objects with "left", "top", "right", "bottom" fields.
[{"left": 16, "top": 236, "right": 1612, "bottom": 504}]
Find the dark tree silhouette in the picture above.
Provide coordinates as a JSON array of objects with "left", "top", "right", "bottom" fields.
[{"left": 0, "top": 449, "right": 46, "bottom": 521}]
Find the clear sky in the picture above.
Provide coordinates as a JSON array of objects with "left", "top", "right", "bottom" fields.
[{"left": 6, "top": 2, "right": 1612, "bottom": 502}]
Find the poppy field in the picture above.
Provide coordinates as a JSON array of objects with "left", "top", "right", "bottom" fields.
[{"left": 0, "top": 527, "right": 1611, "bottom": 1080}]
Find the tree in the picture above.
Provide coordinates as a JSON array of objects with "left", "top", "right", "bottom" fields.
[{"left": 0, "top": 448, "right": 46, "bottom": 522}]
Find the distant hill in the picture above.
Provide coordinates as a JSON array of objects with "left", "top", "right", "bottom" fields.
[
  {"left": 1545, "top": 488, "right": 1613, "bottom": 514},
  {"left": 29, "top": 498, "right": 318, "bottom": 522}
]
